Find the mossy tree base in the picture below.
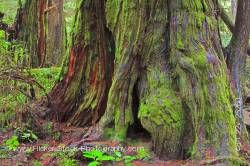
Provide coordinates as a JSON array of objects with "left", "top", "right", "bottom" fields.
[
  {"left": 49, "top": 0, "right": 239, "bottom": 162},
  {"left": 50, "top": 0, "right": 114, "bottom": 127}
]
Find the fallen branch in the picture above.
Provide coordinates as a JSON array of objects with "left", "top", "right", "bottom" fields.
[{"left": 0, "top": 69, "right": 51, "bottom": 105}]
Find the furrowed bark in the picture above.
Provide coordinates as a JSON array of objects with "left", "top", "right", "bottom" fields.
[
  {"left": 17, "top": 0, "right": 39, "bottom": 67},
  {"left": 46, "top": 0, "right": 65, "bottom": 66},
  {"left": 37, "top": 0, "right": 46, "bottom": 67},
  {"left": 96, "top": 0, "right": 238, "bottom": 162},
  {"left": 97, "top": 0, "right": 154, "bottom": 140},
  {"left": 46, "top": 0, "right": 240, "bottom": 162},
  {"left": 50, "top": 0, "right": 114, "bottom": 126},
  {"left": 162, "top": 0, "right": 237, "bottom": 160}
]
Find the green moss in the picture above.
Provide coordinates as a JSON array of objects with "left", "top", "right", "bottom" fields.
[
  {"left": 176, "top": 33, "right": 185, "bottom": 49},
  {"left": 193, "top": 12, "right": 205, "bottom": 27},
  {"left": 138, "top": 68, "right": 184, "bottom": 155},
  {"left": 182, "top": 0, "right": 204, "bottom": 11},
  {"left": 168, "top": 0, "right": 238, "bottom": 157},
  {"left": 105, "top": 0, "right": 122, "bottom": 32}
]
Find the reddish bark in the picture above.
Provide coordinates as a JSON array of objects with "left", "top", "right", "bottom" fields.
[
  {"left": 49, "top": 0, "right": 114, "bottom": 126},
  {"left": 14, "top": 0, "right": 64, "bottom": 67},
  {"left": 37, "top": 0, "right": 46, "bottom": 66}
]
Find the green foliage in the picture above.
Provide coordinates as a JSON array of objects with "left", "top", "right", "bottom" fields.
[
  {"left": 218, "top": 0, "right": 232, "bottom": 47},
  {"left": 0, "top": 0, "right": 18, "bottom": 24},
  {"left": 135, "top": 148, "right": 151, "bottom": 161},
  {"left": 25, "top": 147, "right": 33, "bottom": 156},
  {"left": 82, "top": 148, "right": 151, "bottom": 166},
  {"left": 33, "top": 160, "right": 42, "bottom": 166},
  {"left": 83, "top": 149, "right": 116, "bottom": 166},
  {"left": 42, "top": 121, "right": 53, "bottom": 133},
  {"left": 0, "top": 99, "right": 17, "bottom": 128},
  {"left": 0, "top": 67, "right": 60, "bottom": 129},
  {"left": 52, "top": 144, "right": 78, "bottom": 166},
  {"left": 0, "top": 1, "right": 61, "bottom": 130},
  {"left": 64, "top": 0, "right": 77, "bottom": 39},
  {"left": 28, "top": 67, "right": 61, "bottom": 94},
  {"left": 4, "top": 135, "right": 20, "bottom": 151},
  {"left": 41, "top": 121, "right": 61, "bottom": 140},
  {"left": 59, "top": 158, "right": 77, "bottom": 166},
  {"left": 219, "top": 21, "right": 232, "bottom": 47},
  {"left": 15, "top": 128, "right": 38, "bottom": 143},
  {"left": 0, "top": 28, "right": 28, "bottom": 130},
  {"left": 124, "top": 155, "right": 136, "bottom": 166}
]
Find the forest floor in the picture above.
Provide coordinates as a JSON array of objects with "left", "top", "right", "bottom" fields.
[
  {"left": 1, "top": 119, "right": 250, "bottom": 166},
  {"left": 0, "top": 58, "right": 249, "bottom": 165}
]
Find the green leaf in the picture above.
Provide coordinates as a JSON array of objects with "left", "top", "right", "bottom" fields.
[
  {"left": 124, "top": 156, "right": 136, "bottom": 166},
  {"left": 113, "top": 151, "right": 122, "bottom": 158},
  {"left": 83, "top": 153, "right": 96, "bottom": 159},
  {"left": 88, "top": 161, "right": 100, "bottom": 166},
  {"left": 91, "top": 150, "right": 104, "bottom": 158},
  {"left": 5, "top": 135, "right": 20, "bottom": 151},
  {"left": 98, "top": 155, "right": 115, "bottom": 161}
]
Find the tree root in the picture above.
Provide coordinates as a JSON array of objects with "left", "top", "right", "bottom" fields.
[{"left": 199, "top": 156, "right": 249, "bottom": 166}]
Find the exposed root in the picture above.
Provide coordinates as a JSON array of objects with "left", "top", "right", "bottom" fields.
[
  {"left": 199, "top": 156, "right": 249, "bottom": 166},
  {"left": 70, "top": 126, "right": 103, "bottom": 146}
]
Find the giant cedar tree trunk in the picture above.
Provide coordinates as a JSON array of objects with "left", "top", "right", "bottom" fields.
[
  {"left": 50, "top": 0, "right": 115, "bottom": 126},
  {"left": 50, "top": 0, "right": 239, "bottom": 162},
  {"left": 16, "top": 0, "right": 64, "bottom": 67}
]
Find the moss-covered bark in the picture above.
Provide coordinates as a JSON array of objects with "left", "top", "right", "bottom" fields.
[
  {"left": 17, "top": 0, "right": 39, "bottom": 67},
  {"left": 96, "top": 0, "right": 238, "bottom": 161},
  {"left": 163, "top": 0, "right": 237, "bottom": 159},
  {"left": 50, "top": 0, "right": 114, "bottom": 126},
  {"left": 48, "top": 0, "right": 240, "bottom": 163}
]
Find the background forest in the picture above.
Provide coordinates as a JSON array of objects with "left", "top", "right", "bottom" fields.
[{"left": 0, "top": 0, "right": 250, "bottom": 165}]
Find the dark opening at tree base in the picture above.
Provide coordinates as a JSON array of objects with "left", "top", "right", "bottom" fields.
[{"left": 127, "top": 79, "right": 151, "bottom": 140}]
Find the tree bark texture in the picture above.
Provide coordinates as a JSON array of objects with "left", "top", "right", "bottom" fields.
[
  {"left": 50, "top": 0, "right": 115, "bottom": 126},
  {"left": 231, "top": 0, "right": 238, "bottom": 23},
  {"left": 50, "top": 0, "right": 241, "bottom": 162},
  {"left": 16, "top": 0, "right": 65, "bottom": 67}
]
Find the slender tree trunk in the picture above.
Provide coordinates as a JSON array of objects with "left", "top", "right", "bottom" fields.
[
  {"left": 37, "top": 0, "right": 46, "bottom": 66},
  {"left": 17, "top": 0, "right": 39, "bottom": 67},
  {"left": 226, "top": 0, "right": 250, "bottom": 145},
  {"left": 49, "top": 0, "right": 240, "bottom": 162},
  {"left": 46, "top": 0, "right": 65, "bottom": 66},
  {"left": 16, "top": 0, "right": 65, "bottom": 67}
]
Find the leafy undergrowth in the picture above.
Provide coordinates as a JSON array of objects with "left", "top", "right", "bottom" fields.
[
  {"left": 0, "top": 67, "right": 61, "bottom": 130},
  {"left": 0, "top": 122, "right": 249, "bottom": 166},
  {"left": 0, "top": 0, "right": 18, "bottom": 24}
]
